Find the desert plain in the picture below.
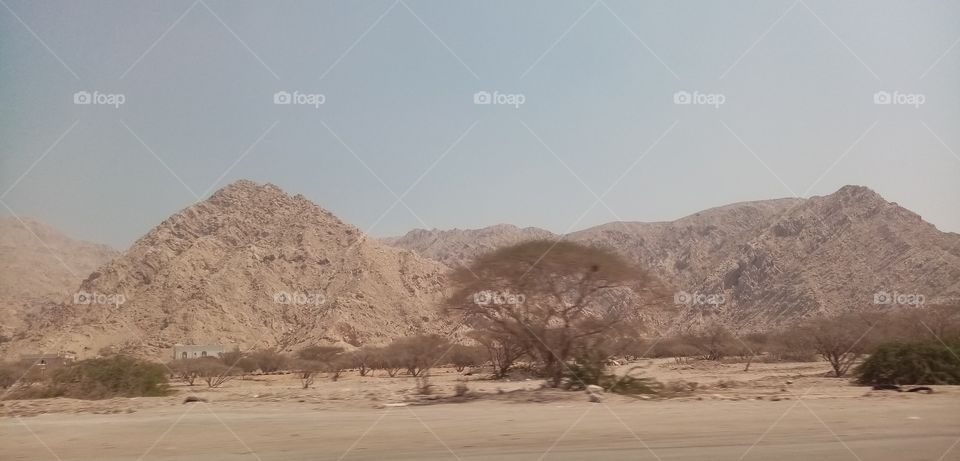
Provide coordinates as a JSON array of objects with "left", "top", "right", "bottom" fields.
[{"left": 4, "top": 358, "right": 958, "bottom": 461}]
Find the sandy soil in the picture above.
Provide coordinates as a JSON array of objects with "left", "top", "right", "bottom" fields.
[{"left": 3, "top": 359, "right": 959, "bottom": 460}]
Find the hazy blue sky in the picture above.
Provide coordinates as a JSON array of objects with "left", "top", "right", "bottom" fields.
[{"left": 1, "top": 0, "right": 958, "bottom": 248}]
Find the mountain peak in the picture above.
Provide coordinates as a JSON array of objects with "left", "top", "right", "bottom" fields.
[
  {"left": 825, "top": 185, "right": 885, "bottom": 204},
  {"left": 208, "top": 179, "right": 289, "bottom": 202},
  {"left": 3, "top": 181, "right": 451, "bottom": 359}
]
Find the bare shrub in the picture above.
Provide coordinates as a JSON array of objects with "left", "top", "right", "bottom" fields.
[
  {"left": 168, "top": 359, "right": 202, "bottom": 386},
  {"left": 682, "top": 323, "right": 736, "bottom": 361},
  {"left": 376, "top": 346, "right": 404, "bottom": 377},
  {"left": 326, "top": 355, "right": 350, "bottom": 381},
  {"left": 387, "top": 335, "right": 450, "bottom": 377},
  {"left": 468, "top": 329, "right": 525, "bottom": 378},
  {"left": 218, "top": 347, "right": 257, "bottom": 376},
  {"left": 648, "top": 337, "right": 699, "bottom": 364},
  {"left": 170, "top": 358, "right": 240, "bottom": 388},
  {"left": 348, "top": 346, "right": 378, "bottom": 377},
  {"left": 297, "top": 345, "right": 343, "bottom": 363},
  {"left": 768, "top": 328, "right": 818, "bottom": 362},
  {"left": 292, "top": 359, "right": 323, "bottom": 389},
  {"left": 800, "top": 313, "right": 874, "bottom": 377},
  {"left": 868, "top": 304, "right": 960, "bottom": 343},
  {"left": 220, "top": 347, "right": 244, "bottom": 367},
  {"left": 297, "top": 345, "right": 347, "bottom": 382},
  {"left": 448, "top": 344, "right": 484, "bottom": 372},
  {"left": 249, "top": 349, "right": 288, "bottom": 373},
  {"left": 917, "top": 304, "right": 960, "bottom": 338}
]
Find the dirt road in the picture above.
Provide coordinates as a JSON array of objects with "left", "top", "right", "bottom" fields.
[{"left": 4, "top": 395, "right": 958, "bottom": 461}]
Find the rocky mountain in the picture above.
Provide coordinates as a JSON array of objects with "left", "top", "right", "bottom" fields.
[
  {"left": 2, "top": 181, "right": 450, "bottom": 360},
  {"left": 5, "top": 183, "right": 957, "bottom": 359},
  {"left": 387, "top": 186, "right": 960, "bottom": 332},
  {"left": 0, "top": 217, "right": 117, "bottom": 339},
  {"left": 382, "top": 224, "right": 554, "bottom": 268}
]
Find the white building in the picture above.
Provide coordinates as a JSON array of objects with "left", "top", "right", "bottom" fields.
[{"left": 173, "top": 344, "right": 225, "bottom": 360}]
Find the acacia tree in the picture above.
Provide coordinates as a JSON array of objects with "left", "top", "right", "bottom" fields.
[
  {"left": 292, "top": 359, "right": 322, "bottom": 389},
  {"left": 800, "top": 313, "right": 875, "bottom": 377},
  {"left": 389, "top": 335, "right": 450, "bottom": 377},
  {"left": 250, "top": 349, "right": 288, "bottom": 373},
  {"left": 447, "top": 240, "right": 659, "bottom": 387},
  {"left": 297, "top": 346, "right": 343, "bottom": 363},
  {"left": 372, "top": 346, "right": 403, "bottom": 377},
  {"left": 682, "top": 322, "right": 736, "bottom": 361},
  {"left": 447, "top": 345, "right": 481, "bottom": 372},
  {"left": 297, "top": 345, "right": 345, "bottom": 382},
  {"left": 348, "top": 346, "right": 378, "bottom": 377},
  {"left": 468, "top": 329, "right": 525, "bottom": 378}
]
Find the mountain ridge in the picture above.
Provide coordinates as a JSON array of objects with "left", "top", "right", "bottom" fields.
[
  {"left": 0, "top": 216, "right": 118, "bottom": 339},
  {"left": 387, "top": 185, "right": 960, "bottom": 331},
  {"left": 2, "top": 182, "right": 957, "bottom": 359}
]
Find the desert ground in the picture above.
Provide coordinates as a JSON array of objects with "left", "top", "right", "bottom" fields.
[{"left": 3, "top": 359, "right": 959, "bottom": 461}]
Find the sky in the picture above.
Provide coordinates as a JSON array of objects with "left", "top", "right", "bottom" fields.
[{"left": 1, "top": 0, "right": 958, "bottom": 249}]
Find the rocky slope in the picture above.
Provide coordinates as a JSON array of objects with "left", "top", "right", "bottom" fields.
[
  {"left": 2, "top": 181, "right": 450, "bottom": 360},
  {"left": 0, "top": 217, "right": 117, "bottom": 339},
  {"left": 388, "top": 186, "right": 960, "bottom": 332},
  {"left": 382, "top": 224, "right": 554, "bottom": 268}
]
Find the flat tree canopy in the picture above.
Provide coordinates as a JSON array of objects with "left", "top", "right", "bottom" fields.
[{"left": 446, "top": 239, "right": 660, "bottom": 386}]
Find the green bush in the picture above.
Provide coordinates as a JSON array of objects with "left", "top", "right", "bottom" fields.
[
  {"left": 49, "top": 356, "right": 170, "bottom": 399},
  {"left": 563, "top": 362, "right": 659, "bottom": 395},
  {"left": 855, "top": 339, "right": 960, "bottom": 386},
  {"left": 605, "top": 373, "right": 660, "bottom": 395},
  {"left": 563, "top": 360, "right": 605, "bottom": 391}
]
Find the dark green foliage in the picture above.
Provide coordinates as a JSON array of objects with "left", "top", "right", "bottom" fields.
[
  {"left": 563, "top": 360, "right": 605, "bottom": 391},
  {"left": 856, "top": 339, "right": 960, "bottom": 386},
  {"left": 47, "top": 356, "right": 170, "bottom": 399},
  {"left": 564, "top": 361, "right": 659, "bottom": 395}
]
